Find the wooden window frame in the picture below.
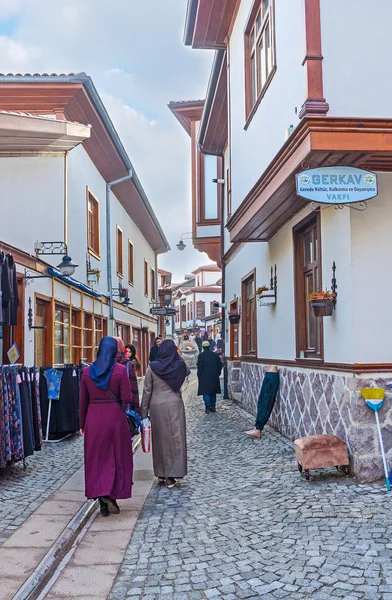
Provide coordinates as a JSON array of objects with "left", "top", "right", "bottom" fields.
[
  {"left": 115, "top": 322, "right": 131, "bottom": 345},
  {"left": 128, "top": 240, "right": 134, "bottom": 286},
  {"left": 293, "top": 212, "right": 324, "bottom": 362},
  {"left": 196, "top": 300, "right": 206, "bottom": 320},
  {"left": 229, "top": 299, "right": 240, "bottom": 359},
  {"left": 211, "top": 301, "right": 219, "bottom": 316},
  {"left": 54, "top": 303, "right": 72, "bottom": 365},
  {"left": 226, "top": 166, "right": 232, "bottom": 220},
  {"left": 197, "top": 151, "right": 222, "bottom": 225},
  {"left": 144, "top": 260, "right": 149, "bottom": 297},
  {"left": 86, "top": 187, "right": 100, "bottom": 259},
  {"left": 116, "top": 226, "right": 123, "bottom": 278},
  {"left": 241, "top": 269, "right": 257, "bottom": 357},
  {"left": 244, "top": 0, "right": 277, "bottom": 128},
  {"left": 181, "top": 303, "right": 186, "bottom": 323},
  {"left": 150, "top": 267, "right": 156, "bottom": 302}
]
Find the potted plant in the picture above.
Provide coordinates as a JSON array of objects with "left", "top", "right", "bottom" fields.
[
  {"left": 308, "top": 290, "right": 336, "bottom": 317},
  {"left": 119, "top": 286, "right": 128, "bottom": 299},
  {"left": 256, "top": 284, "right": 276, "bottom": 306},
  {"left": 228, "top": 309, "right": 240, "bottom": 324},
  {"left": 87, "top": 268, "right": 101, "bottom": 285}
]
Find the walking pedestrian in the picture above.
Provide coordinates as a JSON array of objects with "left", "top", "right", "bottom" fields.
[
  {"left": 195, "top": 332, "right": 202, "bottom": 353},
  {"left": 80, "top": 336, "right": 133, "bottom": 517},
  {"left": 197, "top": 341, "right": 222, "bottom": 413},
  {"left": 141, "top": 339, "right": 189, "bottom": 489},
  {"left": 209, "top": 335, "right": 216, "bottom": 352},
  {"left": 125, "top": 343, "right": 141, "bottom": 374},
  {"left": 149, "top": 335, "right": 163, "bottom": 362},
  {"left": 115, "top": 337, "right": 141, "bottom": 416}
]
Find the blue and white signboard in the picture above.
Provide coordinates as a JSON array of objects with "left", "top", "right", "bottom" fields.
[{"left": 296, "top": 166, "right": 378, "bottom": 204}]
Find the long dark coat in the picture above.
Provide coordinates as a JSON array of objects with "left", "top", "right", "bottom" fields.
[
  {"left": 141, "top": 366, "right": 187, "bottom": 479},
  {"left": 197, "top": 349, "right": 222, "bottom": 395},
  {"left": 80, "top": 363, "right": 134, "bottom": 500}
]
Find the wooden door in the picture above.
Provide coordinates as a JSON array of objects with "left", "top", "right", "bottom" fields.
[{"left": 35, "top": 297, "right": 51, "bottom": 368}]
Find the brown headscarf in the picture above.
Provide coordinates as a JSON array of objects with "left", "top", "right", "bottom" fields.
[{"left": 114, "top": 337, "right": 127, "bottom": 365}]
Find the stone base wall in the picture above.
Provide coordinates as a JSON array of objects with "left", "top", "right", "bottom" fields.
[{"left": 228, "top": 360, "right": 392, "bottom": 483}]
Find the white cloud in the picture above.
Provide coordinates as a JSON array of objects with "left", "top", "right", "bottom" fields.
[
  {"left": 0, "top": 35, "right": 41, "bottom": 71},
  {"left": 0, "top": 0, "right": 214, "bottom": 279}
]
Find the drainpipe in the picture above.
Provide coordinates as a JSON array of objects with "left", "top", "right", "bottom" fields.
[
  {"left": 220, "top": 176, "right": 229, "bottom": 399},
  {"left": 155, "top": 252, "right": 159, "bottom": 335},
  {"left": 106, "top": 170, "right": 132, "bottom": 334}
]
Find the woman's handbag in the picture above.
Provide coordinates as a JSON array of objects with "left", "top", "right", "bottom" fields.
[
  {"left": 108, "top": 390, "right": 140, "bottom": 437},
  {"left": 142, "top": 418, "right": 151, "bottom": 453}
]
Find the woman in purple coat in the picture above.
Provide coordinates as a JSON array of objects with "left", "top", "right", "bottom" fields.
[{"left": 80, "top": 336, "right": 133, "bottom": 517}]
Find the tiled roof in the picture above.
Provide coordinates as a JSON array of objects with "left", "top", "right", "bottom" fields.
[
  {"left": 0, "top": 72, "right": 88, "bottom": 77},
  {"left": 168, "top": 99, "right": 204, "bottom": 106},
  {"left": 0, "top": 108, "right": 73, "bottom": 124}
]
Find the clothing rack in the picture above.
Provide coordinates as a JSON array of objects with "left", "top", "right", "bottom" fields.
[{"left": 43, "top": 364, "right": 78, "bottom": 443}]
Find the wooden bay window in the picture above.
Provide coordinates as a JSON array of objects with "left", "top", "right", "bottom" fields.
[
  {"left": 245, "top": 0, "right": 276, "bottom": 122},
  {"left": 197, "top": 152, "right": 222, "bottom": 224}
]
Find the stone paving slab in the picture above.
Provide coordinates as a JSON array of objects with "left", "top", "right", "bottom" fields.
[
  {"left": 0, "top": 464, "right": 87, "bottom": 600},
  {"left": 44, "top": 450, "right": 154, "bottom": 599},
  {"left": 109, "top": 383, "right": 392, "bottom": 600},
  {"left": 0, "top": 435, "right": 83, "bottom": 545}
]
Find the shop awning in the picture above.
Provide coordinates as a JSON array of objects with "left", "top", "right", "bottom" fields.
[{"left": 47, "top": 268, "right": 103, "bottom": 298}]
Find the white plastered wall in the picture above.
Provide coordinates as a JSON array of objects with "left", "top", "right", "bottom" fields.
[
  {"left": 321, "top": 0, "right": 392, "bottom": 118},
  {"left": 229, "top": 0, "right": 305, "bottom": 213}
]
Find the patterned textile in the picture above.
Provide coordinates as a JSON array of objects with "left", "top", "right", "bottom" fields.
[
  {"left": 3, "top": 368, "right": 24, "bottom": 463},
  {"left": 43, "top": 368, "right": 63, "bottom": 401},
  {"left": 0, "top": 373, "right": 6, "bottom": 468},
  {"left": 32, "top": 369, "right": 43, "bottom": 447}
]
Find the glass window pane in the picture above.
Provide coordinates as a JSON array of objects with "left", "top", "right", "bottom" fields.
[
  {"left": 63, "top": 325, "right": 70, "bottom": 345},
  {"left": 55, "top": 309, "right": 62, "bottom": 322},
  {"left": 203, "top": 155, "right": 218, "bottom": 220},
  {"left": 258, "top": 38, "right": 265, "bottom": 91},
  {"left": 256, "top": 10, "right": 261, "bottom": 32},
  {"left": 63, "top": 311, "right": 70, "bottom": 324},
  {"left": 314, "top": 226, "right": 319, "bottom": 260},
  {"left": 265, "top": 23, "right": 271, "bottom": 76},
  {"left": 251, "top": 53, "right": 256, "bottom": 104},
  {"left": 263, "top": 0, "right": 269, "bottom": 15},
  {"left": 54, "top": 323, "right": 62, "bottom": 344},
  {"left": 250, "top": 27, "right": 255, "bottom": 48},
  {"left": 303, "top": 231, "right": 313, "bottom": 265},
  {"left": 64, "top": 346, "right": 70, "bottom": 364},
  {"left": 305, "top": 274, "right": 315, "bottom": 349},
  {"left": 54, "top": 346, "right": 62, "bottom": 365}
]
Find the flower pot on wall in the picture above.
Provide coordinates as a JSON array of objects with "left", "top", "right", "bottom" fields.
[
  {"left": 259, "top": 290, "right": 276, "bottom": 306},
  {"left": 311, "top": 299, "right": 334, "bottom": 317},
  {"left": 228, "top": 314, "right": 240, "bottom": 325}
]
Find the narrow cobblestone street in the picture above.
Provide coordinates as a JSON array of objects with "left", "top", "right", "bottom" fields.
[{"left": 110, "top": 381, "right": 392, "bottom": 600}]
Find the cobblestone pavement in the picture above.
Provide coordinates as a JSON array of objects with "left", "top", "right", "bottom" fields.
[
  {"left": 110, "top": 382, "right": 392, "bottom": 600},
  {"left": 0, "top": 434, "right": 83, "bottom": 545}
]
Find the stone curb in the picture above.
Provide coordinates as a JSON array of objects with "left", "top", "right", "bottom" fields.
[{"left": 12, "top": 435, "right": 142, "bottom": 600}]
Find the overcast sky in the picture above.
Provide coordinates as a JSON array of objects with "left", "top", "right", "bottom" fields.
[{"left": 0, "top": 0, "right": 213, "bottom": 281}]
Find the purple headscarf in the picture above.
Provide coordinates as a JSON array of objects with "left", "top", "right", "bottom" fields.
[{"left": 150, "top": 340, "right": 188, "bottom": 393}]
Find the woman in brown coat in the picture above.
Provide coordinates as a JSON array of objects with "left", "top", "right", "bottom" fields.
[{"left": 141, "top": 340, "right": 189, "bottom": 488}]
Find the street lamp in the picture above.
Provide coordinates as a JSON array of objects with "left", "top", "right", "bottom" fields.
[
  {"left": 57, "top": 255, "right": 78, "bottom": 277},
  {"left": 176, "top": 232, "right": 193, "bottom": 251}
]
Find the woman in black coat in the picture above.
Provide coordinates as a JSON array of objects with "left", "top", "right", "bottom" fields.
[{"left": 197, "top": 342, "right": 222, "bottom": 413}]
